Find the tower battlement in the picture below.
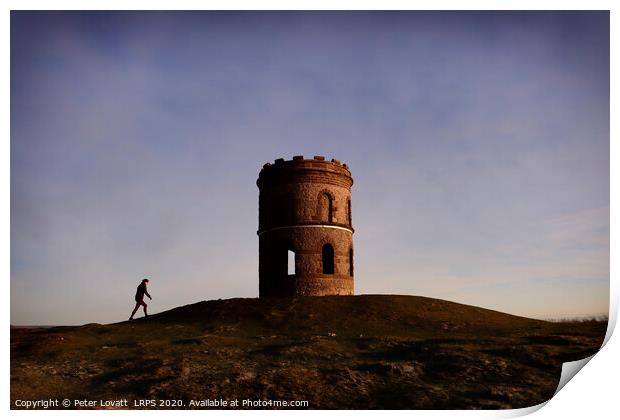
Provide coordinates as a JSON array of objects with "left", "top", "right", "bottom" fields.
[
  {"left": 257, "top": 155, "right": 355, "bottom": 297},
  {"left": 258, "top": 155, "right": 352, "bottom": 189}
]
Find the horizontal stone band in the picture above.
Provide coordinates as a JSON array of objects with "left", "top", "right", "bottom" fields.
[{"left": 258, "top": 224, "right": 354, "bottom": 236}]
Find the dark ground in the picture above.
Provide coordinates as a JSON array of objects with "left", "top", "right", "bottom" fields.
[{"left": 11, "top": 295, "right": 607, "bottom": 409}]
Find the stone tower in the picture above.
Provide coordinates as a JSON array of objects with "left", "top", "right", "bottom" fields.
[{"left": 257, "top": 155, "right": 354, "bottom": 297}]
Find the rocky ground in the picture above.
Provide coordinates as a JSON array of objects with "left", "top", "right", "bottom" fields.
[{"left": 11, "top": 295, "right": 607, "bottom": 409}]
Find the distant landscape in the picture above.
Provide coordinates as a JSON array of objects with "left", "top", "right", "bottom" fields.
[{"left": 11, "top": 295, "right": 607, "bottom": 409}]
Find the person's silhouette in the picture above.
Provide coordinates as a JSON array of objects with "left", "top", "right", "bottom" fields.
[{"left": 129, "top": 278, "right": 152, "bottom": 320}]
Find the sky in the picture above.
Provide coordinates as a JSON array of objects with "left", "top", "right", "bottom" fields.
[{"left": 11, "top": 11, "right": 609, "bottom": 325}]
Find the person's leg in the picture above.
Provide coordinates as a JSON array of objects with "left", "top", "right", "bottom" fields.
[
  {"left": 130, "top": 301, "right": 140, "bottom": 320},
  {"left": 141, "top": 301, "right": 148, "bottom": 317}
]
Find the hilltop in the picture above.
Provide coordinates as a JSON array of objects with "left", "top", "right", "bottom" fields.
[{"left": 11, "top": 295, "right": 606, "bottom": 409}]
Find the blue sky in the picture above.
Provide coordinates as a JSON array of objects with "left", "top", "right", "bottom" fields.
[{"left": 11, "top": 11, "right": 609, "bottom": 324}]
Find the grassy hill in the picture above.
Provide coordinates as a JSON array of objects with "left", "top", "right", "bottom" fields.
[{"left": 11, "top": 295, "right": 607, "bottom": 409}]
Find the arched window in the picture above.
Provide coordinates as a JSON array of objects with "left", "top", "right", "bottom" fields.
[
  {"left": 347, "top": 199, "right": 352, "bottom": 226},
  {"left": 288, "top": 250, "right": 296, "bottom": 275},
  {"left": 349, "top": 248, "right": 354, "bottom": 276},
  {"left": 322, "top": 244, "right": 334, "bottom": 274},
  {"left": 319, "top": 193, "right": 333, "bottom": 223}
]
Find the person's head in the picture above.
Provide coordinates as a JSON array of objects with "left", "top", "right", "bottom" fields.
[{"left": 142, "top": 278, "right": 149, "bottom": 284}]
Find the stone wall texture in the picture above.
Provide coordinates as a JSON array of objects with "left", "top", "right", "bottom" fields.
[{"left": 257, "top": 155, "right": 354, "bottom": 297}]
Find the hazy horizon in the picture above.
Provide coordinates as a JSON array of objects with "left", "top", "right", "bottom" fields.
[{"left": 11, "top": 11, "right": 609, "bottom": 325}]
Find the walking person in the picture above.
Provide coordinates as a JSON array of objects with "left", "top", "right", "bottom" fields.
[{"left": 129, "top": 278, "right": 152, "bottom": 320}]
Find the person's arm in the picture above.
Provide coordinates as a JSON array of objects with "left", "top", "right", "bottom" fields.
[{"left": 145, "top": 288, "right": 152, "bottom": 300}]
